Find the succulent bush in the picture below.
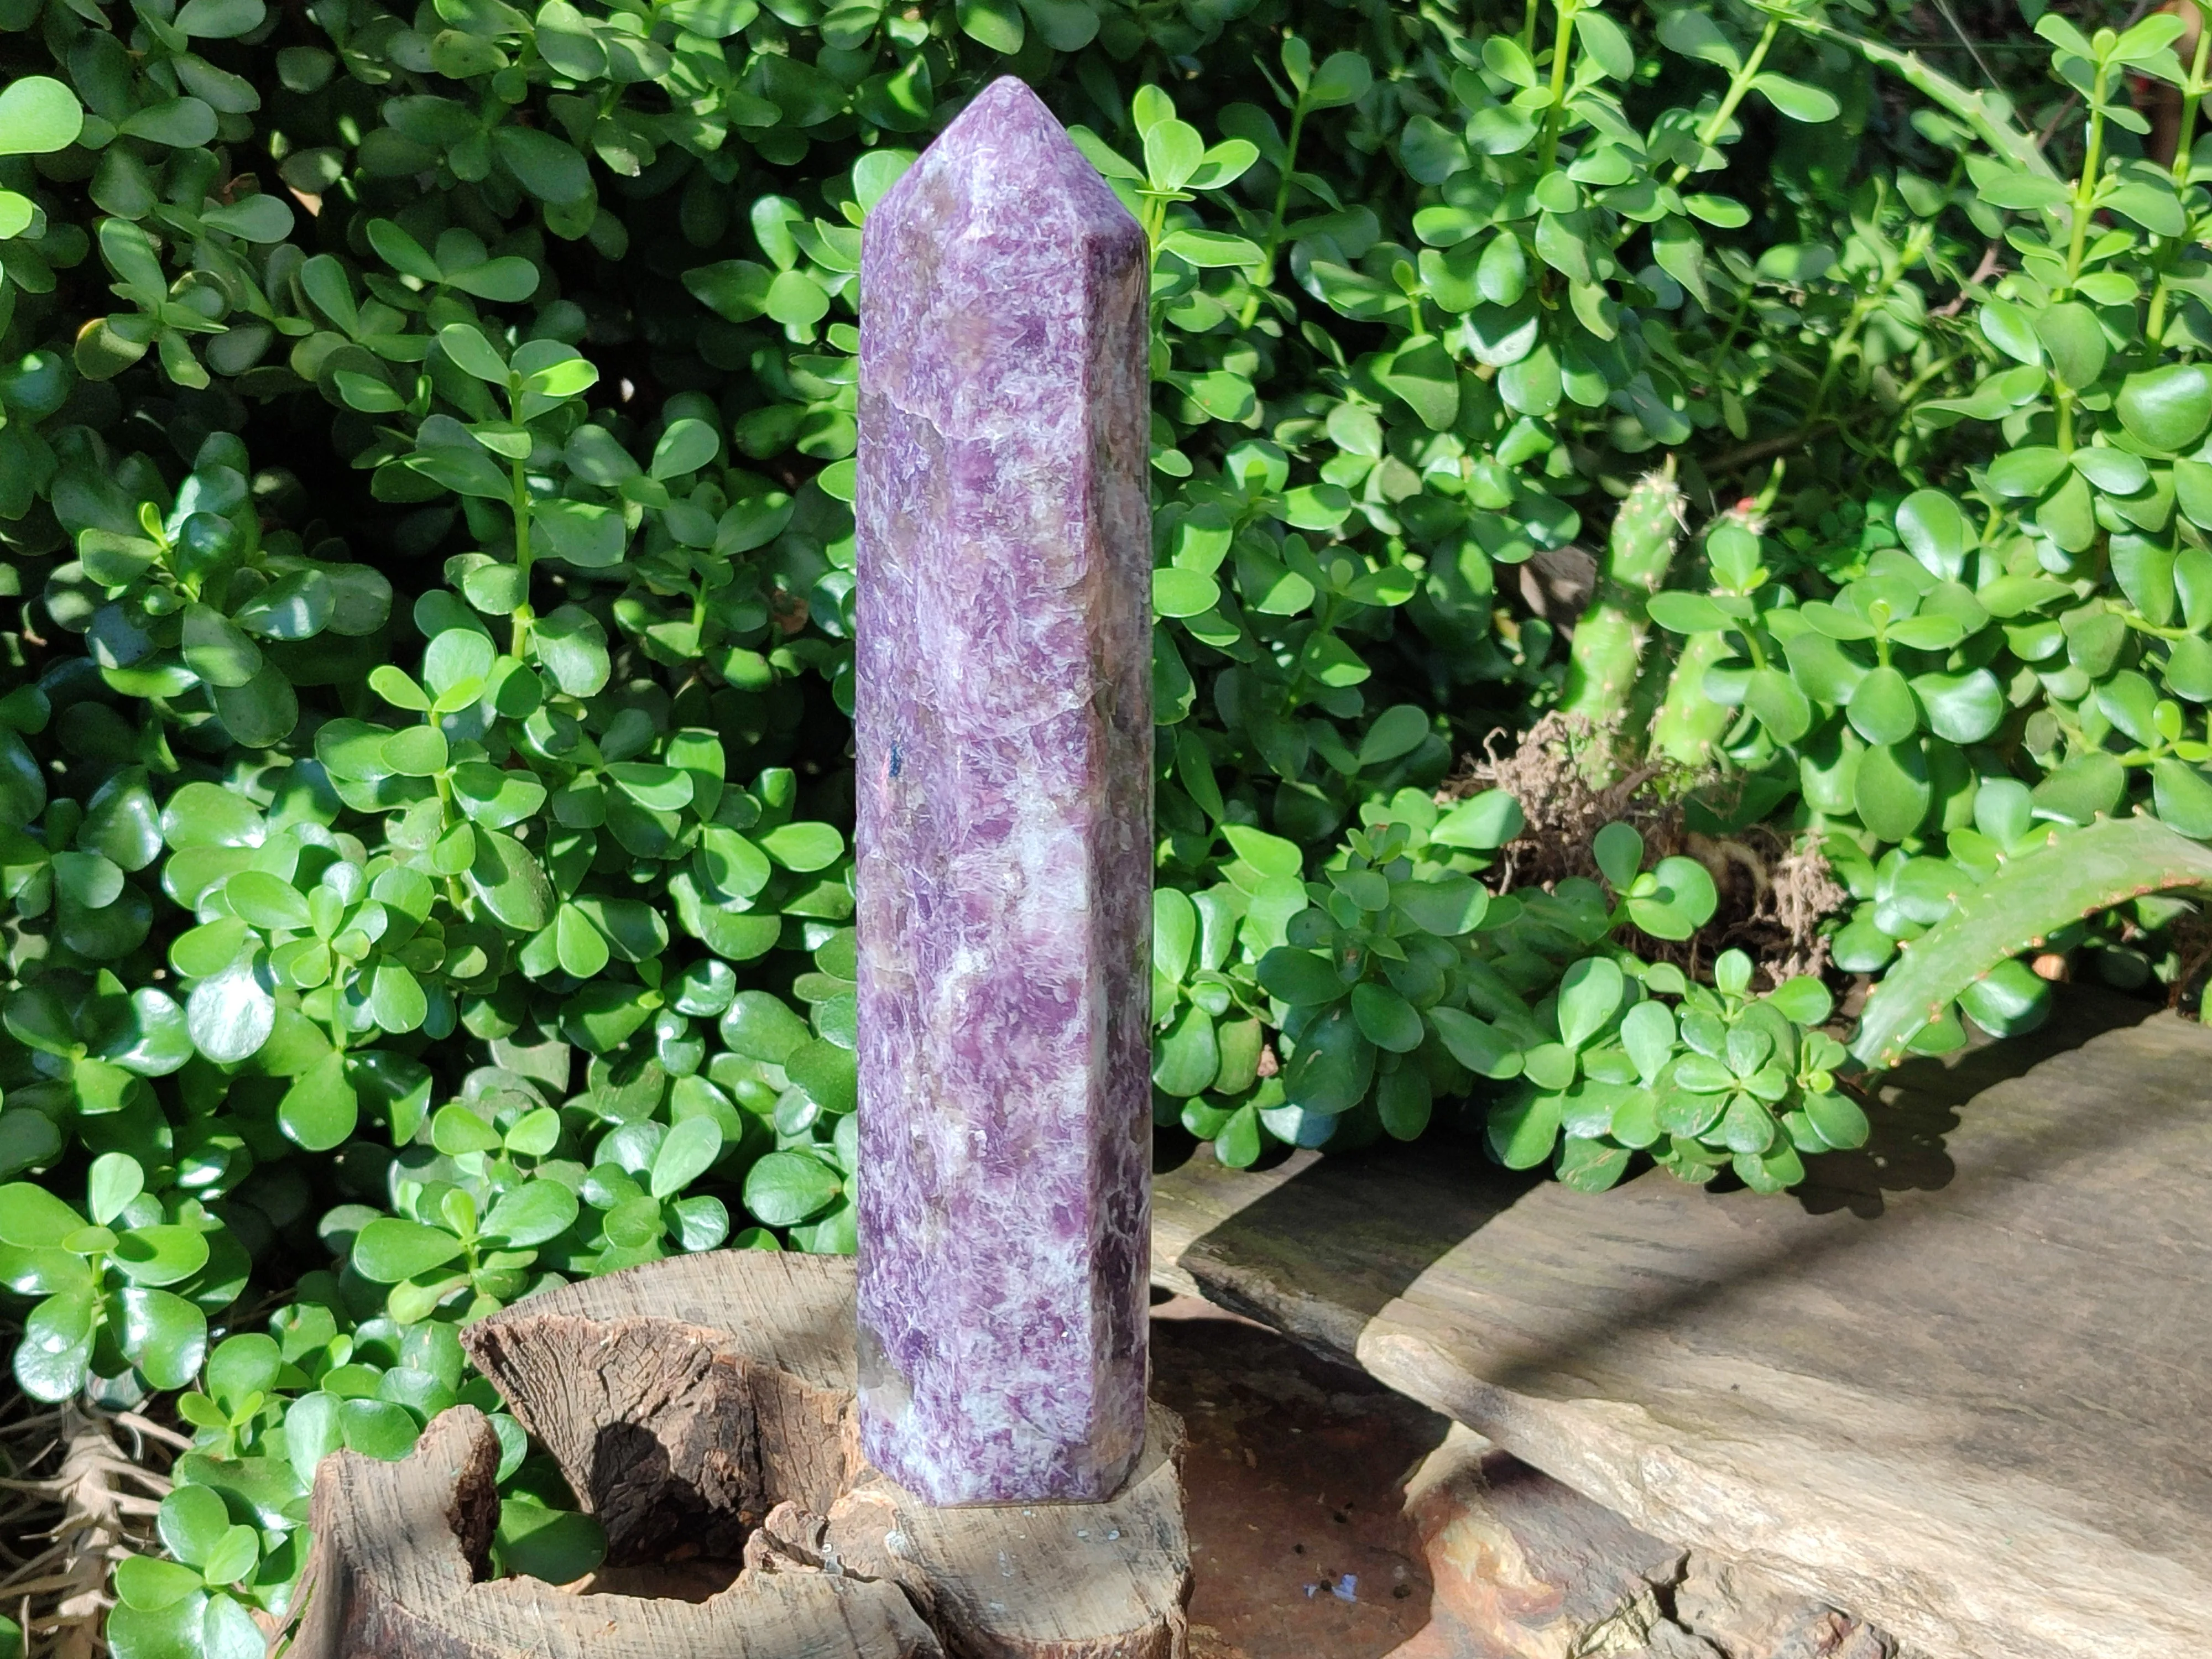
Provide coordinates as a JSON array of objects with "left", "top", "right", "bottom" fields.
[{"left": 4, "top": 0, "right": 2212, "bottom": 1642}]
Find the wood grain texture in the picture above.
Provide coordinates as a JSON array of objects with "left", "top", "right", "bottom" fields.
[
  {"left": 1150, "top": 994, "right": 2212, "bottom": 1659},
  {"left": 829, "top": 1403, "right": 1190, "bottom": 1659},
  {"left": 285, "top": 1405, "right": 936, "bottom": 1659},
  {"left": 283, "top": 1252, "right": 1189, "bottom": 1659}
]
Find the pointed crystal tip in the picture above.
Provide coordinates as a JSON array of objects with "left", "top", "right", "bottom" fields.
[{"left": 868, "top": 75, "right": 1140, "bottom": 248}]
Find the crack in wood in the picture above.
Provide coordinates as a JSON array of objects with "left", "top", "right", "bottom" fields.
[{"left": 280, "top": 1253, "right": 1190, "bottom": 1659}]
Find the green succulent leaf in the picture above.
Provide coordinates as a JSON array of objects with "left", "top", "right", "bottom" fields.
[
  {"left": 744, "top": 1151, "right": 841, "bottom": 1227},
  {"left": 351, "top": 1219, "right": 467, "bottom": 1284},
  {"left": 1, "top": 0, "right": 2207, "bottom": 1489}
]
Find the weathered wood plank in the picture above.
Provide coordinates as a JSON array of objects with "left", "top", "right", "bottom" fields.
[{"left": 1152, "top": 995, "right": 2212, "bottom": 1659}]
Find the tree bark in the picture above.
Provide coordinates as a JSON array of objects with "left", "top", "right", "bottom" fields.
[{"left": 278, "top": 1251, "right": 1189, "bottom": 1659}]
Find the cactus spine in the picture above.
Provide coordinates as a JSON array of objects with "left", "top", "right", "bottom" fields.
[{"left": 1559, "top": 461, "right": 1685, "bottom": 774}]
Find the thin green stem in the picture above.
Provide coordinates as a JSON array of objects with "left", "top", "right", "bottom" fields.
[
  {"left": 1808, "top": 218, "right": 1933, "bottom": 422},
  {"left": 1287, "top": 599, "right": 1342, "bottom": 713},
  {"left": 1667, "top": 19, "right": 1780, "bottom": 188},
  {"left": 1890, "top": 349, "right": 1963, "bottom": 408},
  {"left": 328, "top": 964, "right": 351, "bottom": 1054},
  {"left": 2052, "top": 74, "right": 2103, "bottom": 460},
  {"left": 2145, "top": 7, "right": 2212, "bottom": 345},
  {"left": 1238, "top": 98, "right": 1310, "bottom": 328},
  {"left": 1808, "top": 297, "right": 1871, "bottom": 422},
  {"left": 509, "top": 455, "right": 534, "bottom": 655},
  {"left": 2057, "top": 60, "right": 2110, "bottom": 301},
  {"left": 1536, "top": 0, "right": 1580, "bottom": 176},
  {"left": 1270, "top": 103, "right": 1307, "bottom": 248},
  {"left": 1707, "top": 285, "right": 1757, "bottom": 366},
  {"left": 2123, "top": 611, "right": 2190, "bottom": 641},
  {"left": 1140, "top": 190, "right": 1170, "bottom": 250},
  {"left": 2172, "top": 7, "right": 2211, "bottom": 185}
]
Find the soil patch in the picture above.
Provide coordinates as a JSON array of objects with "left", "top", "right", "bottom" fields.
[
  {"left": 1447, "top": 712, "right": 1674, "bottom": 893},
  {"left": 1445, "top": 713, "right": 1846, "bottom": 988},
  {"left": 1152, "top": 1296, "right": 1448, "bottom": 1659}
]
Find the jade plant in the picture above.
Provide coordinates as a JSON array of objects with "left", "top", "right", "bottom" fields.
[{"left": 3, "top": 0, "right": 2212, "bottom": 1645}]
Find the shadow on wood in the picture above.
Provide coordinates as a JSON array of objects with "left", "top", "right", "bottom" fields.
[
  {"left": 1797, "top": 984, "right": 2158, "bottom": 1218},
  {"left": 1152, "top": 985, "right": 2160, "bottom": 1361},
  {"left": 280, "top": 1253, "right": 1191, "bottom": 1659},
  {"left": 1152, "top": 989, "right": 2210, "bottom": 1659}
]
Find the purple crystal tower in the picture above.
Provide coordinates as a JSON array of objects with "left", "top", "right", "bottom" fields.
[{"left": 853, "top": 77, "right": 1153, "bottom": 1507}]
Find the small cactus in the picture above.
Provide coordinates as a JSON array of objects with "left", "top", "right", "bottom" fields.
[
  {"left": 1648, "top": 631, "right": 1736, "bottom": 769},
  {"left": 1559, "top": 462, "right": 1687, "bottom": 775}
]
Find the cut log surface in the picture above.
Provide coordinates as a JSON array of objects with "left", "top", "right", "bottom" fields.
[
  {"left": 1151, "top": 995, "right": 2212, "bottom": 1659},
  {"left": 828, "top": 1410, "right": 1188, "bottom": 1659},
  {"left": 286, "top": 1405, "right": 935, "bottom": 1659},
  {"left": 283, "top": 1253, "right": 1188, "bottom": 1659},
  {"left": 461, "top": 1252, "right": 857, "bottom": 1564}
]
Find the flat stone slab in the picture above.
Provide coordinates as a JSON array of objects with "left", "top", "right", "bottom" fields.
[{"left": 1152, "top": 993, "right": 2212, "bottom": 1659}]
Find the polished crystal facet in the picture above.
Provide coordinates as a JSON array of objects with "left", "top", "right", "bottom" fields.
[{"left": 853, "top": 76, "right": 1154, "bottom": 1507}]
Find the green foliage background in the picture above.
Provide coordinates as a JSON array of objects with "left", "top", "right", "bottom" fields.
[{"left": 3, "top": 0, "right": 2212, "bottom": 1639}]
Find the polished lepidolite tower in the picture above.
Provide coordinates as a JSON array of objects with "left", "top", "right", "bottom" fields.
[{"left": 853, "top": 77, "right": 1153, "bottom": 1506}]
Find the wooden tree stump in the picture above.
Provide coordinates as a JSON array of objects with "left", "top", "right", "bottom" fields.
[{"left": 281, "top": 1252, "right": 1191, "bottom": 1659}]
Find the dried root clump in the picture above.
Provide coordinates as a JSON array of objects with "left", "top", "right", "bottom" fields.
[
  {"left": 1686, "top": 826, "right": 1850, "bottom": 986},
  {"left": 1446, "top": 712, "right": 1681, "bottom": 891},
  {"left": 0, "top": 1365, "right": 184, "bottom": 1659},
  {"left": 1444, "top": 717, "right": 1849, "bottom": 988}
]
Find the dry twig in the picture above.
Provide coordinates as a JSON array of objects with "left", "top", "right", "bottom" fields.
[{"left": 0, "top": 1351, "right": 178, "bottom": 1659}]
